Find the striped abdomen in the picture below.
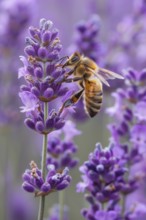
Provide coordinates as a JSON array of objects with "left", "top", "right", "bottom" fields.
[{"left": 84, "top": 78, "right": 103, "bottom": 117}]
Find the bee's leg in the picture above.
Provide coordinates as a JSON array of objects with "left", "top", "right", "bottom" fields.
[
  {"left": 78, "top": 81, "right": 84, "bottom": 88},
  {"left": 64, "top": 77, "right": 83, "bottom": 83},
  {"left": 58, "top": 89, "right": 84, "bottom": 115},
  {"left": 64, "top": 69, "right": 74, "bottom": 78},
  {"left": 58, "top": 71, "right": 80, "bottom": 85}
]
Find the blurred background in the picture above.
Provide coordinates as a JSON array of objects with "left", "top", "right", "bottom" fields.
[{"left": 0, "top": 0, "right": 145, "bottom": 219}]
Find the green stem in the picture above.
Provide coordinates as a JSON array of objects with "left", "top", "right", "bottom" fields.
[
  {"left": 101, "top": 202, "right": 105, "bottom": 210},
  {"left": 121, "top": 194, "right": 126, "bottom": 216},
  {"left": 37, "top": 102, "right": 48, "bottom": 220},
  {"left": 59, "top": 190, "right": 64, "bottom": 220}
]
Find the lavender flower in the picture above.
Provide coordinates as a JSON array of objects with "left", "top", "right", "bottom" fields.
[
  {"left": 68, "top": 14, "right": 104, "bottom": 64},
  {"left": 105, "top": 0, "right": 146, "bottom": 72},
  {"left": 77, "top": 144, "right": 127, "bottom": 206},
  {"left": 47, "top": 204, "right": 69, "bottom": 220},
  {"left": 106, "top": 68, "right": 146, "bottom": 218},
  {"left": 82, "top": 209, "right": 119, "bottom": 220},
  {"left": 125, "top": 202, "right": 146, "bottom": 220},
  {"left": 0, "top": 0, "right": 35, "bottom": 49},
  {"left": 107, "top": 68, "right": 146, "bottom": 151},
  {"left": 7, "top": 189, "right": 36, "bottom": 220},
  {"left": 77, "top": 142, "right": 146, "bottom": 220},
  {"left": 22, "top": 161, "right": 71, "bottom": 197},
  {"left": 19, "top": 18, "right": 74, "bottom": 134},
  {"left": 0, "top": 0, "right": 35, "bottom": 125},
  {"left": 77, "top": 143, "right": 124, "bottom": 220},
  {"left": 47, "top": 120, "right": 81, "bottom": 170}
]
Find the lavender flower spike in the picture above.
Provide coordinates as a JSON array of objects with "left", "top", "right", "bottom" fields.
[
  {"left": 22, "top": 161, "right": 71, "bottom": 197},
  {"left": 47, "top": 120, "right": 81, "bottom": 171},
  {"left": 19, "top": 18, "right": 73, "bottom": 134},
  {"left": 68, "top": 14, "right": 104, "bottom": 64},
  {"left": 106, "top": 68, "right": 146, "bottom": 219},
  {"left": 47, "top": 204, "right": 69, "bottom": 220},
  {"left": 77, "top": 143, "right": 127, "bottom": 220},
  {"left": 0, "top": 0, "right": 35, "bottom": 125}
]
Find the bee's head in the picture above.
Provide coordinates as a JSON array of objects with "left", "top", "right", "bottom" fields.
[{"left": 62, "top": 52, "right": 81, "bottom": 68}]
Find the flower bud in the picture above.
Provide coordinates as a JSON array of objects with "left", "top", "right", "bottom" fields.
[
  {"left": 41, "top": 182, "right": 51, "bottom": 193},
  {"left": 31, "top": 86, "right": 40, "bottom": 97},
  {"left": 38, "top": 47, "right": 47, "bottom": 59},
  {"left": 22, "top": 182, "right": 35, "bottom": 193},
  {"left": 51, "top": 28, "right": 58, "bottom": 41},
  {"left": 24, "top": 45, "right": 36, "bottom": 56},
  {"left": 34, "top": 67, "right": 43, "bottom": 78},
  {"left": 57, "top": 180, "right": 69, "bottom": 190},
  {"left": 35, "top": 121, "right": 44, "bottom": 133},
  {"left": 44, "top": 88, "right": 54, "bottom": 98},
  {"left": 42, "top": 31, "right": 51, "bottom": 43},
  {"left": 24, "top": 118, "right": 35, "bottom": 130}
]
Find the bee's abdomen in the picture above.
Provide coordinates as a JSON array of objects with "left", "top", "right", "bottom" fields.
[
  {"left": 84, "top": 91, "right": 103, "bottom": 118},
  {"left": 84, "top": 81, "right": 102, "bottom": 117}
]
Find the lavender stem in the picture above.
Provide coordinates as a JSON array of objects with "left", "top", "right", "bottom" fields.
[
  {"left": 121, "top": 194, "right": 126, "bottom": 216},
  {"left": 38, "top": 101, "right": 48, "bottom": 220},
  {"left": 59, "top": 190, "right": 64, "bottom": 220}
]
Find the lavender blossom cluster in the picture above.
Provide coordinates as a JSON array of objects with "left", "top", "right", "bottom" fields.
[
  {"left": 107, "top": 68, "right": 146, "bottom": 158},
  {"left": 23, "top": 161, "right": 71, "bottom": 196},
  {"left": 68, "top": 15, "right": 104, "bottom": 64},
  {"left": 106, "top": 68, "right": 146, "bottom": 219},
  {"left": 19, "top": 18, "right": 70, "bottom": 134},
  {"left": 0, "top": 0, "right": 35, "bottom": 125},
  {"left": 77, "top": 144, "right": 126, "bottom": 220},
  {"left": 47, "top": 204, "right": 69, "bottom": 220},
  {"left": 105, "top": 0, "right": 146, "bottom": 72},
  {"left": 47, "top": 121, "right": 81, "bottom": 170},
  {"left": 77, "top": 141, "right": 146, "bottom": 220}
]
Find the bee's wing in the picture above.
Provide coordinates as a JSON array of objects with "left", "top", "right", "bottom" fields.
[{"left": 95, "top": 67, "right": 124, "bottom": 87}]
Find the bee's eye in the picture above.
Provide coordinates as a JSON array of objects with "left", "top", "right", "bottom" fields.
[{"left": 71, "top": 56, "right": 79, "bottom": 63}]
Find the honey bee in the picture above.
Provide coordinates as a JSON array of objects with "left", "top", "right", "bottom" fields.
[{"left": 61, "top": 52, "right": 124, "bottom": 117}]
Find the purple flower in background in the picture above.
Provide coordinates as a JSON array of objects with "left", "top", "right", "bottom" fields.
[
  {"left": 68, "top": 14, "right": 104, "bottom": 64},
  {"left": 7, "top": 188, "right": 36, "bottom": 220},
  {"left": 0, "top": 0, "right": 36, "bottom": 48},
  {"left": 77, "top": 143, "right": 127, "bottom": 201},
  {"left": 134, "top": 101, "right": 146, "bottom": 121},
  {"left": 0, "top": 0, "right": 36, "bottom": 125},
  {"left": 94, "top": 210, "right": 118, "bottom": 220},
  {"left": 77, "top": 141, "right": 146, "bottom": 220},
  {"left": 47, "top": 204, "right": 69, "bottom": 220},
  {"left": 134, "top": 0, "right": 146, "bottom": 15},
  {"left": 106, "top": 68, "right": 146, "bottom": 219},
  {"left": 125, "top": 202, "right": 146, "bottom": 220},
  {"left": 22, "top": 161, "right": 71, "bottom": 197},
  {"left": 47, "top": 120, "right": 81, "bottom": 170},
  {"left": 105, "top": 0, "right": 146, "bottom": 72},
  {"left": 77, "top": 143, "right": 127, "bottom": 219},
  {"left": 107, "top": 68, "right": 146, "bottom": 150}
]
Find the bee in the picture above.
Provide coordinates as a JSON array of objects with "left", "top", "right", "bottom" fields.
[{"left": 61, "top": 52, "right": 124, "bottom": 118}]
